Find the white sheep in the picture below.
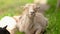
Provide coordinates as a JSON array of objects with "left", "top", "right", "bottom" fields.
[
  {"left": 16, "top": 4, "right": 37, "bottom": 34},
  {"left": 17, "top": 3, "right": 48, "bottom": 34},
  {"left": 0, "top": 16, "right": 17, "bottom": 34}
]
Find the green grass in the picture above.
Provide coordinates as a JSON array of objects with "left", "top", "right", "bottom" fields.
[
  {"left": 0, "top": 0, "right": 33, "bottom": 19},
  {"left": 0, "top": 0, "right": 60, "bottom": 34},
  {"left": 45, "top": 0, "right": 60, "bottom": 34}
]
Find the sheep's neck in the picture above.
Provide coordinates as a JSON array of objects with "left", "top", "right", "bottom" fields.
[
  {"left": 24, "top": 14, "right": 34, "bottom": 22},
  {"left": 24, "top": 14, "right": 34, "bottom": 29}
]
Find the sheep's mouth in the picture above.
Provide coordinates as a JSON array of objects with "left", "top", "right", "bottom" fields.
[
  {"left": 29, "top": 13, "right": 35, "bottom": 17},
  {"left": 30, "top": 12, "right": 35, "bottom": 16},
  {"left": 28, "top": 12, "right": 35, "bottom": 17},
  {"left": 31, "top": 13, "right": 35, "bottom": 16}
]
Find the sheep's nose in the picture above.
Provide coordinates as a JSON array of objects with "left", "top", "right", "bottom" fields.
[
  {"left": 31, "top": 11, "right": 35, "bottom": 14},
  {"left": 30, "top": 10, "right": 35, "bottom": 13},
  {"left": 30, "top": 11, "right": 35, "bottom": 16}
]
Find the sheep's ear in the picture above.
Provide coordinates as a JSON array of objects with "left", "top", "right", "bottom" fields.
[
  {"left": 3, "top": 25, "right": 7, "bottom": 29},
  {"left": 23, "top": 4, "right": 30, "bottom": 10}
]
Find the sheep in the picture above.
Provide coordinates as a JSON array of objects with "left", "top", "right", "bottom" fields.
[
  {"left": 16, "top": 4, "right": 37, "bottom": 34},
  {"left": 17, "top": 3, "right": 48, "bottom": 34},
  {"left": 0, "top": 16, "right": 17, "bottom": 34},
  {"left": 0, "top": 25, "right": 10, "bottom": 34}
]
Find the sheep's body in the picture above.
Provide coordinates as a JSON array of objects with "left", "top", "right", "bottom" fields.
[
  {"left": 17, "top": 4, "right": 37, "bottom": 34},
  {"left": 24, "top": 12, "right": 48, "bottom": 34},
  {"left": 0, "top": 16, "right": 17, "bottom": 34},
  {"left": 17, "top": 4, "right": 48, "bottom": 34},
  {"left": 17, "top": 14, "right": 33, "bottom": 32}
]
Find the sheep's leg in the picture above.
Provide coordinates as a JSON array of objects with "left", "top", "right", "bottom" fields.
[
  {"left": 25, "top": 30, "right": 34, "bottom": 34},
  {"left": 10, "top": 28, "right": 17, "bottom": 34},
  {"left": 25, "top": 31, "right": 33, "bottom": 34},
  {"left": 41, "top": 29, "right": 46, "bottom": 34},
  {"left": 35, "top": 29, "right": 42, "bottom": 34}
]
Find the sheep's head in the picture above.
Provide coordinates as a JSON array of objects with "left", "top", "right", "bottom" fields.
[{"left": 23, "top": 4, "right": 38, "bottom": 17}]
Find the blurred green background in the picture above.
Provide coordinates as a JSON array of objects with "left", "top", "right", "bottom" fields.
[{"left": 0, "top": 0, "right": 60, "bottom": 34}]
